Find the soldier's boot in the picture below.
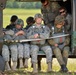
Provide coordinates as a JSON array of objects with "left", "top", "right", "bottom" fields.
[
  {"left": 32, "top": 63, "right": 38, "bottom": 74},
  {"left": 24, "top": 58, "right": 28, "bottom": 68},
  {"left": 19, "top": 58, "right": 24, "bottom": 68},
  {"left": 61, "top": 65, "right": 68, "bottom": 72},
  {"left": 47, "top": 62, "right": 52, "bottom": 72},
  {"left": 5, "top": 61, "right": 11, "bottom": 71},
  {"left": 12, "top": 61, "right": 17, "bottom": 70}
]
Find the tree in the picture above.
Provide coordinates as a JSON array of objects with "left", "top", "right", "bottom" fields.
[
  {"left": 6, "top": 1, "right": 13, "bottom": 8},
  {"left": 12, "top": 2, "right": 19, "bottom": 8}
]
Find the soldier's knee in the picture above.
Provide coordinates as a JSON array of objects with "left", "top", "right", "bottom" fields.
[
  {"left": 31, "top": 45, "right": 39, "bottom": 52},
  {"left": 2, "top": 45, "right": 8, "bottom": 50},
  {"left": 24, "top": 44, "right": 30, "bottom": 48},
  {"left": 64, "top": 46, "right": 69, "bottom": 51},
  {"left": 10, "top": 45, "right": 17, "bottom": 50}
]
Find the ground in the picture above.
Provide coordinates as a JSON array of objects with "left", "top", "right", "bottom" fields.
[{"left": 3, "top": 58, "right": 76, "bottom": 75}]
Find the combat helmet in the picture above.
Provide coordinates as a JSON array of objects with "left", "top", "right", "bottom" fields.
[
  {"left": 15, "top": 19, "right": 24, "bottom": 26},
  {"left": 54, "top": 15, "right": 65, "bottom": 26},
  {"left": 34, "top": 13, "right": 43, "bottom": 20}
]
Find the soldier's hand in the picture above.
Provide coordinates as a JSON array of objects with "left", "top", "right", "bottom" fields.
[
  {"left": 54, "top": 44, "right": 58, "bottom": 47},
  {"left": 34, "top": 34, "right": 39, "bottom": 38},
  {"left": 18, "top": 30, "right": 25, "bottom": 35},
  {"left": 15, "top": 31, "right": 25, "bottom": 36}
]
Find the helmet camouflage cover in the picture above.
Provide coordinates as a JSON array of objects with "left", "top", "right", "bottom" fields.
[
  {"left": 34, "top": 13, "right": 43, "bottom": 20},
  {"left": 15, "top": 19, "right": 24, "bottom": 26},
  {"left": 54, "top": 15, "right": 65, "bottom": 25}
]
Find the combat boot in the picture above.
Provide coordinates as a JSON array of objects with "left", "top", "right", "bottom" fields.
[
  {"left": 24, "top": 58, "right": 28, "bottom": 68},
  {"left": 12, "top": 61, "right": 17, "bottom": 70},
  {"left": 19, "top": 58, "right": 24, "bottom": 68},
  {"left": 47, "top": 62, "right": 52, "bottom": 72},
  {"left": 5, "top": 61, "right": 11, "bottom": 71},
  {"left": 32, "top": 63, "right": 38, "bottom": 74},
  {"left": 61, "top": 65, "right": 68, "bottom": 72}
]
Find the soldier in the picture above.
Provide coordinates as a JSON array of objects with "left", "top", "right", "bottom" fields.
[
  {"left": 41, "top": 0, "right": 60, "bottom": 29},
  {"left": 27, "top": 13, "right": 52, "bottom": 74},
  {"left": 13, "top": 19, "right": 30, "bottom": 68},
  {"left": 59, "top": 7, "right": 72, "bottom": 33},
  {"left": 2, "top": 29, "right": 17, "bottom": 71},
  {"left": 48, "top": 15, "right": 70, "bottom": 72},
  {"left": 6, "top": 15, "right": 18, "bottom": 30},
  {"left": 25, "top": 16, "right": 35, "bottom": 30}
]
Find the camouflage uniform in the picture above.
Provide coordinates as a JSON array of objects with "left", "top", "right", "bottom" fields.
[
  {"left": 59, "top": 7, "right": 72, "bottom": 33},
  {"left": 2, "top": 30, "right": 17, "bottom": 70},
  {"left": 13, "top": 19, "right": 30, "bottom": 68},
  {"left": 13, "top": 28, "right": 30, "bottom": 59},
  {"left": 27, "top": 25, "right": 52, "bottom": 63},
  {"left": 27, "top": 13, "right": 52, "bottom": 73},
  {"left": 48, "top": 15, "right": 70, "bottom": 72},
  {"left": 41, "top": 1, "right": 60, "bottom": 29}
]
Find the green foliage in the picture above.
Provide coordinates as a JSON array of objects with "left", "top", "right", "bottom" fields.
[
  {"left": 35, "top": 2, "right": 41, "bottom": 9},
  {"left": 6, "top": 1, "right": 13, "bottom": 8},
  {"left": 12, "top": 2, "right": 20, "bottom": 8},
  {"left": 6, "top": 1, "right": 41, "bottom": 9}
]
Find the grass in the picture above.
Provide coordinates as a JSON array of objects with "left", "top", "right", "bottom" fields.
[{"left": 4, "top": 58, "right": 76, "bottom": 75}]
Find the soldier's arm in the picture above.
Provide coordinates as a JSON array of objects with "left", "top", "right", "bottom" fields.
[
  {"left": 64, "top": 36, "right": 70, "bottom": 45},
  {"left": 65, "top": 15, "right": 72, "bottom": 31},
  {"left": 4, "top": 30, "right": 14, "bottom": 36},
  {"left": 26, "top": 27, "right": 35, "bottom": 39},
  {"left": 48, "top": 39, "right": 56, "bottom": 45}
]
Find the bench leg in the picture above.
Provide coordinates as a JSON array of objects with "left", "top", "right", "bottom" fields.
[{"left": 38, "top": 56, "right": 42, "bottom": 71}]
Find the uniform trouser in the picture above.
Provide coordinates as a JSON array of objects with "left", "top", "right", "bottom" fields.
[
  {"left": 2, "top": 44, "right": 18, "bottom": 62},
  {"left": 53, "top": 46, "right": 69, "bottom": 66},
  {"left": 9, "top": 44, "right": 18, "bottom": 62},
  {"left": 2, "top": 45, "right": 10, "bottom": 62},
  {"left": 31, "top": 45, "right": 52, "bottom": 63},
  {"left": 17, "top": 43, "right": 30, "bottom": 59}
]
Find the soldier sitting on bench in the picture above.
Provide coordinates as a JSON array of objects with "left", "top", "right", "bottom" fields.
[
  {"left": 27, "top": 13, "right": 52, "bottom": 74},
  {"left": 48, "top": 15, "right": 70, "bottom": 72}
]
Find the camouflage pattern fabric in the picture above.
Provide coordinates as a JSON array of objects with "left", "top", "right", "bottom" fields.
[
  {"left": 54, "top": 15, "right": 65, "bottom": 26},
  {"left": 12, "top": 27, "right": 30, "bottom": 59},
  {"left": 2, "top": 44, "right": 18, "bottom": 62},
  {"left": 65, "top": 14, "right": 72, "bottom": 33},
  {"left": 17, "top": 43, "right": 30, "bottom": 59},
  {"left": 2, "top": 45, "right": 10, "bottom": 62},
  {"left": 9, "top": 44, "right": 18, "bottom": 62},
  {"left": 27, "top": 25, "right": 52, "bottom": 63},
  {"left": 41, "top": 1, "right": 60, "bottom": 29},
  {"left": 48, "top": 14, "right": 70, "bottom": 66}
]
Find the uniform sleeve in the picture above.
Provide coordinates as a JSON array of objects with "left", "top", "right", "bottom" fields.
[
  {"left": 5, "top": 30, "right": 14, "bottom": 36},
  {"left": 65, "top": 14, "right": 72, "bottom": 31},
  {"left": 39, "top": 26, "right": 51, "bottom": 39},
  {"left": 26, "top": 27, "right": 35, "bottom": 39},
  {"left": 48, "top": 39, "right": 56, "bottom": 45},
  {"left": 64, "top": 36, "right": 70, "bottom": 45}
]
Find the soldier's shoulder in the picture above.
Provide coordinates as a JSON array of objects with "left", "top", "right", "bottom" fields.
[
  {"left": 30, "top": 25, "right": 35, "bottom": 29},
  {"left": 51, "top": 2, "right": 60, "bottom": 8},
  {"left": 67, "top": 14, "right": 72, "bottom": 18},
  {"left": 27, "top": 25, "right": 35, "bottom": 31}
]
